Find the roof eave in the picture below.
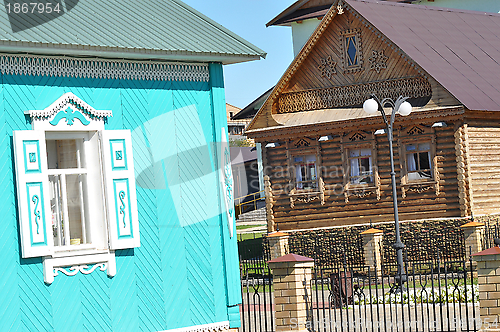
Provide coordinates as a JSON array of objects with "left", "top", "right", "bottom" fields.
[{"left": 0, "top": 43, "right": 265, "bottom": 65}]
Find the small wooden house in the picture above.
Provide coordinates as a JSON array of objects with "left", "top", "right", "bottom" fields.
[
  {"left": 0, "top": 1, "right": 265, "bottom": 331},
  {"left": 246, "top": 0, "right": 500, "bottom": 232}
]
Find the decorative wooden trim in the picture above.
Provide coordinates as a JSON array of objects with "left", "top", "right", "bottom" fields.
[
  {"left": 340, "top": 28, "right": 363, "bottom": 74},
  {"left": 28, "top": 92, "right": 112, "bottom": 119},
  {"left": 400, "top": 127, "right": 440, "bottom": 198},
  {"left": 455, "top": 124, "right": 472, "bottom": 217},
  {"left": 278, "top": 76, "right": 432, "bottom": 114},
  {"left": 43, "top": 252, "right": 116, "bottom": 284},
  {"left": 402, "top": 181, "right": 436, "bottom": 197},
  {"left": 0, "top": 54, "right": 210, "bottom": 82},
  {"left": 368, "top": 50, "right": 388, "bottom": 74},
  {"left": 247, "top": 107, "right": 465, "bottom": 140},
  {"left": 159, "top": 321, "right": 230, "bottom": 332},
  {"left": 289, "top": 178, "right": 326, "bottom": 208},
  {"left": 264, "top": 175, "right": 275, "bottom": 232},
  {"left": 344, "top": 186, "right": 378, "bottom": 203},
  {"left": 318, "top": 56, "right": 337, "bottom": 80}
]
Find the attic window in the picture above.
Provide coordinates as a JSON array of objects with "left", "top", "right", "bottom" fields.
[
  {"left": 346, "top": 36, "right": 358, "bottom": 66},
  {"left": 341, "top": 29, "right": 363, "bottom": 73}
]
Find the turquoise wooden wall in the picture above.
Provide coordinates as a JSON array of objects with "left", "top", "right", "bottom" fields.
[{"left": 0, "top": 63, "right": 241, "bottom": 331}]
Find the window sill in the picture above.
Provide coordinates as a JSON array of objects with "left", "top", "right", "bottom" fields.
[
  {"left": 344, "top": 183, "right": 380, "bottom": 203},
  {"left": 52, "top": 244, "right": 101, "bottom": 257},
  {"left": 288, "top": 178, "right": 326, "bottom": 208},
  {"left": 402, "top": 180, "right": 439, "bottom": 198},
  {"left": 43, "top": 251, "right": 116, "bottom": 284}
]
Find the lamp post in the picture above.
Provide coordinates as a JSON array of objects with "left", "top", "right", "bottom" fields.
[{"left": 363, "top": 94, "right": 412, "bottom": 287}]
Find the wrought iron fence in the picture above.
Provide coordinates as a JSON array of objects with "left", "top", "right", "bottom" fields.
[
  {"left": 483, "top": 218, "right": 500, "bottom": 250},
  {"left": 307, "top": 251, "right": 479, "bottom": 332},
  {"left": 240, "top": 237, "right": 274, "bottom": 332}
]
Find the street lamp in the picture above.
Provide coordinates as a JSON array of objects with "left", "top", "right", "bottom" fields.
[{"left": 363, "top": 94, "right": 412, "bottom": 288}]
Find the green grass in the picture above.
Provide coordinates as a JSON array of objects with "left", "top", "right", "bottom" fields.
[
  {"left": 236, "top": 224, "right": 266, "bottom": 231},
  {"left": 237, "top": 232, "right": 265, "bottom": 241}
]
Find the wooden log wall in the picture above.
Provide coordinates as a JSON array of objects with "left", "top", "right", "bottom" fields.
[
  {"left": 467, "top": 121, "right": 500, "bottom": 216},
  {"left": 262, "top": 121, "right": 462, "bottom": 231}
]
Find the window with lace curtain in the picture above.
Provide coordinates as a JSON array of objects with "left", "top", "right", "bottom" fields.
[
  {"left": 293, "top": 155, "right": 318, "bottom": 190},
  {"left": 348, "top": 148, "right": 373, "bottom": 185},
  {"left": 405, "top": 142, "right": 432, "bottom": 181}
]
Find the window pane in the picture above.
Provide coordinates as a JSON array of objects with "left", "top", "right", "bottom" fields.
[
  {"left": 360, "top": 157, "right": 371, "bottom": 174},
  {"left": 419, "top": 152, "right": 431, "bottom": 170},
  {"left": 406, "top": 144, "right": 416, "bottom": 152},
  {"left": 66, "top": 174, "right": 86, "bottom": 245},
  {"left": 47, "top": 139, "right": 83, "bottom": 169},
  {"left": 294, "top": 156, "right": 303, "bottom": 162},
  {"left": 346, "top": 36, "right": 357, "bottom": 66},
  {"left": 360, "top": 149, "right": 371, "bottom": 156},
  {"left": 407, "top": 153, "right": 417, "bottom": 171},
  {"left": 419, "top": 143, "right": 431, "bottom": 151},
  {"left": 49, "top": 175, "right": 63, "bottom": 246},
  {"left": 305, "top": 155, "right": 316, "bottom": 162},
  {"left": 349, "top": 149, "right": 360, "bottom": 157}
]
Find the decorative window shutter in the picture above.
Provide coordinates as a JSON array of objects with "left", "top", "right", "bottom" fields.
[
  {"left": 100, "top": 130, "right": 140, "bottom": 249},
  {"left": 13, "top": 130, "right": 54, "bottom": 258}
]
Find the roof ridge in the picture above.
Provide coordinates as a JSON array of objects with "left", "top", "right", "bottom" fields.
[{"left": 350, "top": 0, "right": 500, "bottom": 17}]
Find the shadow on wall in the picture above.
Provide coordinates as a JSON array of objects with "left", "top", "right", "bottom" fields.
[{"left": 131, "top": 104, "right": 241, "bottom": 228}]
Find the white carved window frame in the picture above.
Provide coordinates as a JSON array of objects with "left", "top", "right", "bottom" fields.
[
  {"left": 14, "top": 92, "right": 140, "bottom": 284},
  {"left": 398, "top": 126, "right": 439, "bottom": 198}
]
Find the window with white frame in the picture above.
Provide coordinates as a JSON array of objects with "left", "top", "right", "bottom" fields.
[
  {"left": 348, "top": 148, "right": 373, "bottom": 185},
  {"left": 293, "top": 155, "right": 318, "bottom": 190},
  {"left": 406, "top": 142, "right": 432, "bottom": 181},
  {"left": 13, "top": 93, "right": 140, "bottom": 283}
]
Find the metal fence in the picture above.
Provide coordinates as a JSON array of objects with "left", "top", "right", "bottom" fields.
[
  {"left": 240, "top": 237, "right": 274, "bottom": 332},
  {"left": 307, "top": 251, "right": 479, "bottom": 332}
]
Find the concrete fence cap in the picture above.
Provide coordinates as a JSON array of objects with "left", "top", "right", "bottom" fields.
[
  {"left": 460, "top": 221, "right": 485, "bottom": 228},
  {"left": 267, "top": 231, "right": 289, "bottom": 238},
  {"left": 268, "top": 253, "right": 314, "bottom": 264},
  {"left": 361, "top": 228, "right": 383, "bottom": 235}
]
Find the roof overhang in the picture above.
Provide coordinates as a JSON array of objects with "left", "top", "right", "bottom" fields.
[{"left": 0, "top": 42, "right": 265, "bottom": 65}]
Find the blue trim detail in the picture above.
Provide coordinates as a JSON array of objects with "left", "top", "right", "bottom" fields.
[
  {"left": 32, "top": 195, "right": 40, "bottom": 234},
  {"left": 26, "top": 182, "right": 47, "bottom": 247},
  {"left": 110, "top": 139, "right": 128, "bottom": 171},
  {"left": 23, "top": 140, "right": 41, "bottom": 174},
  {"left": 113, "top": 179, "right": 133, "bottom": 239},
  {"left": 49, "top": 107, "right": 91, "bottom": 126}
]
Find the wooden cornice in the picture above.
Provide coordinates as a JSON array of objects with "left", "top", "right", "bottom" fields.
[{"left": 248, "top": 106, "right": 465, "bottom": 141}]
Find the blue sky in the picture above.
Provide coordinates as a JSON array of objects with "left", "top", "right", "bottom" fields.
[{"left": 182, "top": 0, "right": 297, "bottom": 110}]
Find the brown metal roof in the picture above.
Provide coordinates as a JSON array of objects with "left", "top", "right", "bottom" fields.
[{"left": 348, "top": 0, "right": 500, "bottom": 111}]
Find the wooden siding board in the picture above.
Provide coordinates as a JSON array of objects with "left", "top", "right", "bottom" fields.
[
  {"left": 468, "top": 124, "right": 500, "bottom": 215},
  {"left": 81, "top": 272, "right": 113, "bottom": 332},
  {"left": 0, "top": 76, "right": 22, "bottom": 332}
]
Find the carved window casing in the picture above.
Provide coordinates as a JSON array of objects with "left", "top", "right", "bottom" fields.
[
  {"left": 341, "top": 29, "right": 363, "bottom": 74},
  {"left": 14, "top": 92, "right": 140, "bottom": 284},
  {"left": 287, "top": 138, "right": 326, "bottom": 208},
  {"left": 399, "top": 125, "right": 440, "bottom": 198},
  {"left": 341, "top": 131, "right": 380, "bottom": 203}
]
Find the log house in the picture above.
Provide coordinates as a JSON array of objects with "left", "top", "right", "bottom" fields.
[{"left": 247, "top": 0, "right": 500, "bottom": 231}]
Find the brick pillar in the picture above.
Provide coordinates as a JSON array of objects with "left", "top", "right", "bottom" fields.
[
  {"left": 473, "top": 247, "right": 500, "bottom": 332},
  {"left": 360, "top": 228, "right": 383, "bottom": 274},
  {"left": 461, "top": 221, "right": 485, "bottom": 259},
  {"left": 267, "top": 231, "right": 289, "bottom": 260},
  {"left": 268, "top": 254, "right": 314, "bottom": 332}
]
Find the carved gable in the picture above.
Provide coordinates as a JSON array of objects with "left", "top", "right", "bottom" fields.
[{"left": 246, "top": 0, "right": 460, "bottom": 133}]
